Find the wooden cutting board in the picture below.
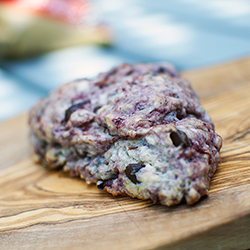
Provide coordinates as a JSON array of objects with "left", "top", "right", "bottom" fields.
[{"left": 1, "top": 57, "right": 250, "bottom": 250}]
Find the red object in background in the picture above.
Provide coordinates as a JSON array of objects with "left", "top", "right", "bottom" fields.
[
  {"left": 0, "top": 0, "right": 111, "bottom": 59},
  {"left": 0, "top": 0, "right": 91, "bottom": 24}
]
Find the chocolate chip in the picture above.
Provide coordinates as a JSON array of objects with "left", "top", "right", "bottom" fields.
[
  {"left": 176, "top": 111, "right": 183, "bottom": 120},
  {"left": 170, "top": 131, "right": 189, "bottom": 147},
  {"left": 157, "top": 67, "right": 167, "bottom": 73},
  {"left": 93, "top": 106, "right": 101, "bottom": 113},
  {"left": 63, "top": 99, "right": 90, "bottom": 123},
  {"left": 125, "top": 164, "right": 145, "bottom": 184},
  {"left": 155, "top": 66, "right": 180, "bottom": 77},
  {"left": 97, "top": 179, "right": 115, "bottom": 190},
  {"left": 170, "top": 131, "right": 182, "bottom": 147},
  {"left": 97, "top": 180, "right": 104, "bottom": 190}
]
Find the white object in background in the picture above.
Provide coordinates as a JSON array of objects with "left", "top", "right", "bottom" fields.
[
  {"left": 0, "top": 69, "right": 40, "bottom": 121},
  {"left": 4, "top": 46, "right": 124, "bottom": 90}
]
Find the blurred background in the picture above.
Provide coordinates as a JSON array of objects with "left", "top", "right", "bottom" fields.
[{"left": 0, "top": 0, "right": 250, "bottom": 121}]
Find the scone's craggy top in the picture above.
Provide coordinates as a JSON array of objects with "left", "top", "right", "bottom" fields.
[{"left": 29, "top": 63, "right": 222, "bottom": 206}]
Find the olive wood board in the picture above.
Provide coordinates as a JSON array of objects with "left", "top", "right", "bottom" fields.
[{"left": 1, "top": 57, "right": 250, "bottom": 250}]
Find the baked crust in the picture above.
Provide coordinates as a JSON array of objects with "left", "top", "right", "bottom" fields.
[{"left": 29, "top": 63, "right": 222, "bottom": 206}]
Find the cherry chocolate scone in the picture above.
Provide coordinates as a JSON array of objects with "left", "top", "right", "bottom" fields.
[{"left": 29, "top": 63, "right": 222, "bottom": 206}]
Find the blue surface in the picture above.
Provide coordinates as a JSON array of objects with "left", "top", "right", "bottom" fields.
[{"left": 1, "top": 0, "right": 250, "bottom": 121}]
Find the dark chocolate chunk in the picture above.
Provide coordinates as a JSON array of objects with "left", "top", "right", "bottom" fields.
[
  {"left": 155, "top": 66, "right": 180, "bottom": 77},
  {"left": 125, "top": 163, "right": 145, "bottom": 184},
  {"left": 170, "top": 131, "right": 189, "bottom": 147},
  {"left": 63, "top": 99, "right": 91, "bottom": 123},
  {"left": 97, "top": 179, "right": 116, "bottom": 190},
  {"left": 97, "top": 180, "right": 104, "bottom": 190},
  {"left": 170, "top": 131, "right": 182, "bottom": 147},
  {"left": 157, "top": 67, "right": 167, "bottom": 73},
  {"left": 93, "top": 106, "right": 102, "bottom": 113}
]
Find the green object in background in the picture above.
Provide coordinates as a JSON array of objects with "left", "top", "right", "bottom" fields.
[{"left": 0, "top": 4, "right": 112, "bottom": 59}]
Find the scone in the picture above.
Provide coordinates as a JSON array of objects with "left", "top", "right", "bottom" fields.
[{"left": 29, "top": 63, "right": 222, "bottom": 206}]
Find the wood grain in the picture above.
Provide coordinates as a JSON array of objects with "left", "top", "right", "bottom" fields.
[
  {"left": 1, "top": 57, "right": 250, "bottom": 250},
  {"left": 0, "top": 114, "right": 30, "bottom": 171}
]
